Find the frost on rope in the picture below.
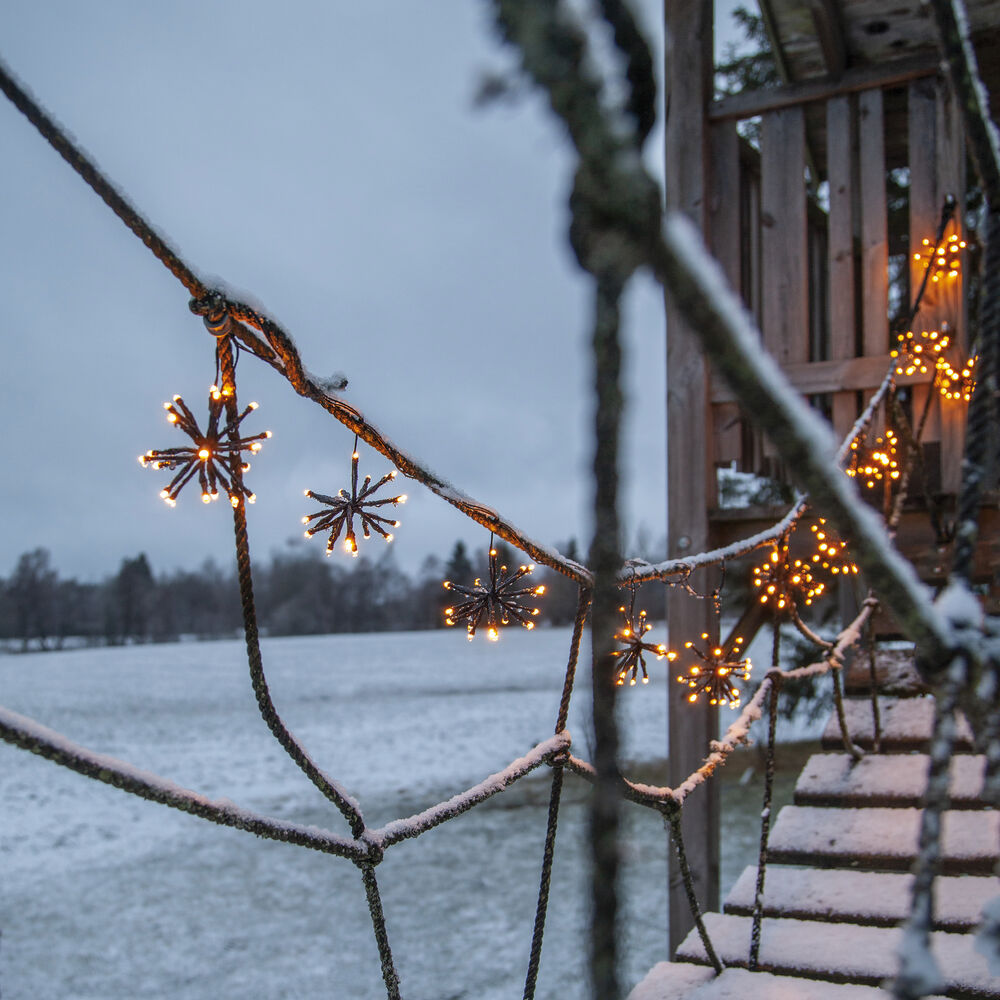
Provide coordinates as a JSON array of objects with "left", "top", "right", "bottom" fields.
[
  {"left": 370, "top": 731, "right": 570, "bottom": 847},
  {"left": 0, "top": 705, "right": 362, "bottom": 859}
]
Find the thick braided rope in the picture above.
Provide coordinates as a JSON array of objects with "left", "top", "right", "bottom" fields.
[
  {"left": 748, "top": 672, "right": 782, "bottom": 970},
  {"left": 521, "top": 585, "right": 590, "bottom": 998},
  {"left": 952, "top": 208, "right": 1000, "bottom": 580},
  {"left": 522, "top": 766, "right": 566, "bottom": 1000},
  {"left": 216, "top": 334, "right": 367, "bottom": 840},
  {"left": 665, "top": 803, "right": 724, "bottom": 975},
  {"left": 361, "top": 865, "right": 402, "bottom": 1000},
  {"left": 0, "top": 58, "right": 206, "bottom": 298}
]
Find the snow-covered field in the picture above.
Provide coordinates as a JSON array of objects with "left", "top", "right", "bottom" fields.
[{"left": 0, "top": 628, "right": 789, "bottom": 999}]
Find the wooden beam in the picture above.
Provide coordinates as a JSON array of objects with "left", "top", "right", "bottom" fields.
[
  {"left": 709, "top": 54, "right": 939, "bottom": 123},
  {"left": 710, "top": 355, "right": 931, "bottom": 404},
  {"left": 665, "top": 0, "right": 718, "bottom": 954},
  {"left": 807, "top": 0, "right": 847, "bottom": 77}
]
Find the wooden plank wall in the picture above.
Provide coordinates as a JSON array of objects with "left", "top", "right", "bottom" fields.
[
  {"left": 908, "top": 76, "right": 966, "bottom": 495},
  {"left": 705, "top": 75, "right": 969, "bottom": 500}
]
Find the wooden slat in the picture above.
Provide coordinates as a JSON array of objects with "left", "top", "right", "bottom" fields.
[
  {"left": 724, "top": 866, "right": 997, "bottom": 932},
  {"left": 936, "top": 80, "right": 967, "bottom": 494},
  {"left": 843, "top": 646, "right": 928, "bottom": 695},
  {"left": 858, "top": 88, "right": 888, "bottom": 358},
  {"left": 762, "top": 107, "right": 809, "bottom": 366},
  {"left": 628, "top": 963, "right": 948, "bottom": 1000},
  {"left": 909, "top": 77, "right": 944, "bottom": 453},
  {"left": 708, "top": 54, "right": 939, "bottom": 123},
  {"left": 827, "top": 94, "right": 859, "bottom": 438},
  {"left": 821, "top": 696, "right": 976, "bottom": 752},
  {"left": 767, "top": 804, "right": 999, "bottom": 874},
  {"left": 710, "top": 121, "right": 742, "bottom": 292},
  {"left": 709, "top": 121, "right": 745, "bottom": 471},
  {"left": 710, "top": 354, "right": 930, "bottom": 404},
  {"left": 675, "top": 913, "right": 999, "bottom": 995},
  {"left": 793, "top": 753, "right": 988, "bottom": 809}
]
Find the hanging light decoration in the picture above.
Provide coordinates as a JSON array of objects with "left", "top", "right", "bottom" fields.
[
  {"left": 912, "top": 232, "right": 965, "bottom": 284},
  {"left": 442, "top": 539, "right": 545, "bottom": 641},
  {"left": 674, "top": 633, "right": 751, "bottom": 709},
  {"left": 936, "top": 354, "right": 977, "bottom": 402},
  {"left": 846, "top": 430, "right": 900, "bottom": 491},
  {"left": 611, "top": 588, "right": 674, "bottom": 687},
  {"left": 891, "top": 328, "right": 950, "bottom": 377},
  {"left": 139, "top": 385, "right": 270, "bottom": 507},
  {"left": 302, "top": 442, "right": 407, "bottom": 556},
  {"left": 809, "top": 518, "right": 859, "bottom": 577},
  {"left": 752, "top": 537, "right": 824, "bottom": 611}
]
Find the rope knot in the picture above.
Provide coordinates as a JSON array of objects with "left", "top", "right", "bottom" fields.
[
  {"left": 359, "top": 835, "right": 385, "bottom": 867},
  {"left": 189, "top": 291, "right": 232, "bottom": 337}
]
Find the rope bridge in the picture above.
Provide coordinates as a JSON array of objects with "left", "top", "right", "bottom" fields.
[{"left": 2, "top": 2, "right": 999, "bottom": 998}]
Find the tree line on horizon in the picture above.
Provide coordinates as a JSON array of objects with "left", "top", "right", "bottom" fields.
[{"left": 0, "top": 540, "right": 595, "bottom": 652}]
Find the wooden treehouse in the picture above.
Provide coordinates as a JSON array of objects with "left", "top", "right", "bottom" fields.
[{"left": 659, "top": 1, "right": 1000, "bottom": 996}]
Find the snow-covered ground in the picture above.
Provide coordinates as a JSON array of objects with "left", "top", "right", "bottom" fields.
[{"left": 0, "top": 627, "right": 812, "bottom": 999}]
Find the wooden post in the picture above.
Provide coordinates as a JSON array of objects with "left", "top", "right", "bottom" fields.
[{"left": 665, "top": 0, "right": 718, "bottom": 953}]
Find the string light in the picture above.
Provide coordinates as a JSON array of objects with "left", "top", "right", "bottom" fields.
[
  {"left": 302, "top": 446, "right": 407, "bottom": 556},
  {"left": 913, "top": 232, "right": 965, "bottom": 283},
  {"left": 891, "top": 328, "right": 950, "bottom": 377},
  {"left": 611, "top": 589, "right": 674, "bottom": 687},
  {"left": 936, "top": 354, "right": 977, "bottom": 402},
  {"left": 442, "top": 542, "right": 545, "bottom": 641},
  {"left": 846, "top": 430, "right": 900, "bottom": 490},
  {"left": 809, "top": 519, "right": 859, "bottom": 577},
  {"left": 674, "top": 633, "right": 751, "bottom": 709},
  {"left": 752, "top": 537, "right": 824, "bottom": 611},
  {"left": 139, "top": 385, "right": 269, "bottom": 507}
]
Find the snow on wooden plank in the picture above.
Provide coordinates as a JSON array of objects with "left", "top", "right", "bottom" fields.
[
  {"left": 675, "top": 913, "right": 999, "bottom": 996},
  {"left": 768, "top": 805, "right": 1000, "bottom": 874},
  {"left": 821, "top": 697, "right": 975, "bottom": 752},
  {"left": 628, "top": 962, "right": 716, "bottom": 1000},
  {"left": 724, "top": 866, "right": 998, "bottom": 931},
  {"left": 844, "top": 647, "right": 929, "bottom": 697},
  {"left": 627, "top": 963, "right": 950, "bottom": 1000},
  {"left": 795, "top": 753, "right": 988, "bottom": 809}
]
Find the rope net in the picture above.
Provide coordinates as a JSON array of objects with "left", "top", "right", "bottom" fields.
[{"left": 2, "top": 2, "right": 999, "bottom": 998}]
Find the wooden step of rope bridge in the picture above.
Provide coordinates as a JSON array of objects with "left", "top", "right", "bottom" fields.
[{"left": 629, "top": 649, "right": 1000, "bottom": 999}]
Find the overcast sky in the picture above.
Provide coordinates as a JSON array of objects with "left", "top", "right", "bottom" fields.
[{"left": 0, "top": 2, "right": 745, "bottom": 582}]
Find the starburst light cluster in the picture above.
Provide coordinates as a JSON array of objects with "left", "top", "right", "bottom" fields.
[
  {"left": 936, "top": 354, "right": 977, "bottom": 402},
  {"left": 139, "top": 385, "right": 270, "bottom": 507},
  {"left": 610, "top": 594, "right": 673, "bottom": 686},
  {"left": 809, "top": 519, "right": 859, "bottom": 577},
  {"left": 442, "top": 545, "right": 545, "bottom": 641},
  {"left": 302, "top": 449, "right": 407, "bottom": 556},
  {"left": 912, "top": 232, "right": 965, "bottom": 283},
  {"left": 674, "top": 633, "right": 751, "bottom": 709},
  {"left": 891, "top": 328, "right": 950, "bottom": 377},
  {"left": 752, "top": 538, "right": 824, "bottom": 611},
  {"left": 846, "top": 430, "right": 900, "bottom": 490}
]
